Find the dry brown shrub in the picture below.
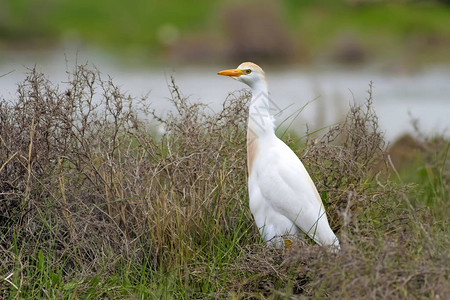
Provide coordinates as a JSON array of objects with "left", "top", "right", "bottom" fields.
[
  {"left": 300, "top": 82, "right": 390, "bottom": 230},
  {"left": 0, "top": 65, "right": 255, "bottom": 282}
]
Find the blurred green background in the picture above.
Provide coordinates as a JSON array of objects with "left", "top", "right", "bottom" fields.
[{"left": 1, "top": 0, "right": 450, "bottom": 67}]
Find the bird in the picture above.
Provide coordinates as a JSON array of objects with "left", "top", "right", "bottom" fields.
[{"left": 218, "top": 62, "right": 340, "bottom": 251}]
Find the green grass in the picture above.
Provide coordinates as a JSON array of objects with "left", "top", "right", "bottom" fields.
[
  {"left": 1, "top": 66, "right": 449, "bottom": 299},
  {"left": 1, "top": 0, "right": 450, "bottom": 65}
]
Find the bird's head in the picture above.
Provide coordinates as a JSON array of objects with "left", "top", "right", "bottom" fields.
[{"left": 218, "top": 62, "right": 267, "bottom": 89}]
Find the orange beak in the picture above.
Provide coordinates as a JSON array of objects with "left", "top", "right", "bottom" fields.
[{"left": 217, "top": 68, "right": 244, "bottom": 77}]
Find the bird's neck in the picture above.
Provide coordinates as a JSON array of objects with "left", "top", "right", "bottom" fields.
[{"left": 248, "top": 82, "right": 275, "bottom": 139}]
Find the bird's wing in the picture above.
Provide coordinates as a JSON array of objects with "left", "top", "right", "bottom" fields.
[{"left": 254, "top": 138, "right": 329, "bottom": 239}]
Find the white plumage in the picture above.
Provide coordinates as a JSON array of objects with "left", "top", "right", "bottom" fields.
[{"left": 218, "top": 62, "right": 339, "bottom": 250}]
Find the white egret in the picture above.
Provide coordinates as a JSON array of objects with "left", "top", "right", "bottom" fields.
[{"left": 218, "top": 62, "right": 340, "bottom": 250}]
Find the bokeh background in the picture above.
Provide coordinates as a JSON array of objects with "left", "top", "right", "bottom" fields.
[{"left": 1, "top": 0, "right": 450, "bottom": 140}]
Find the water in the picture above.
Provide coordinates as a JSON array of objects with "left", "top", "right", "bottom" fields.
[{"left": 1, "top": 50, "right": 449, "bottom": 141}]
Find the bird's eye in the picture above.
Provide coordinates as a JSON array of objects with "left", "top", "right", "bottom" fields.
[{"left": 245, "top": 69, "right": 252, "bottom": 74}]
